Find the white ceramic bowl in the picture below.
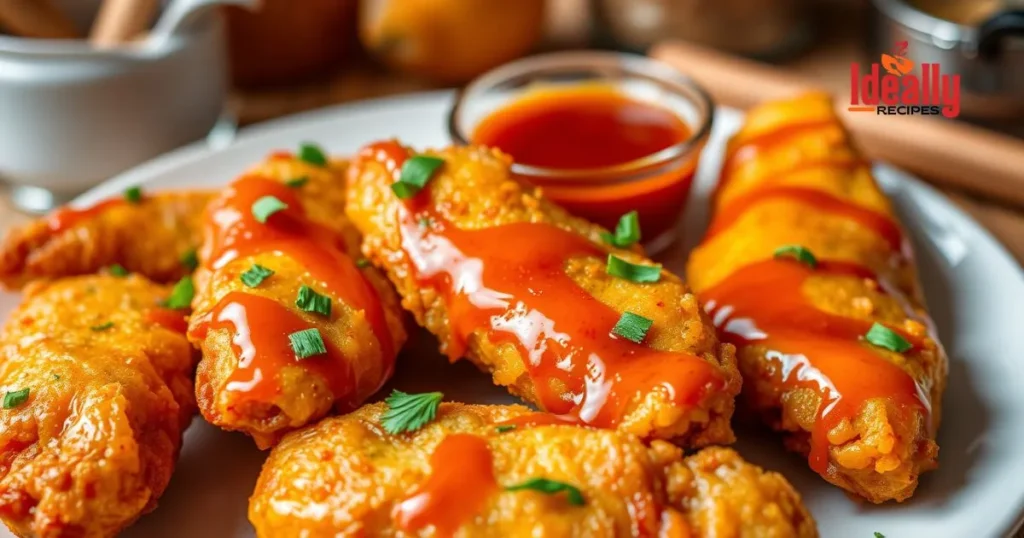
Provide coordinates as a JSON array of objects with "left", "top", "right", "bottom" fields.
[{"left": 0, "top": 4, "right": 227, "bottom": 210}]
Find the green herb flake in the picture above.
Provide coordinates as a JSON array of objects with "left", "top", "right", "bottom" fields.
[
  {"left": 285, "top": 176, "right": 309, "bottom": 188},
  {"left": 864, "top": 323, "right": 912, "bottom": 353},
  {"left": 162, "top": 276, "right": 194, "bottom": 310},
  {"left": 2, "top": 388, "right": 30, "bottom": 409},
  {"left": 124, "top": 186, "right": 143, "bottom": 204},
  {"left": 611, "top": 312, "right": 653, "bottom": 344},
  {"left": 108, "top": 264, "right": 129, "bottom": 277},
  {"left": 495, "top": 424, "right": 516, "bottom": 433},
  {"left": 289, "top": 328, "right": 327, "bottom": 359},
  {"left": 390, "top": 155, "right": 444, "bottom": 199},
  {"left": 418, "top": 216, "right": 432, "bottom": 228},
  {"left": 251, "top": 195, "right": 288, "bottom": 224},
  {"left": 773, "top": 244, "right": 818, "bottom": 269},
  {"left": 600, "top": 211, "right": 641, "bottom": 248},
  {"left": 298, "top": 143, "right": 328, "bottom": 167},
  {"left": 52, "top": 374, "right": 60, "bottom": 381},
  {"left": 180, "top": 249, "right": 199, "bottom": 271},
  {"left": 606, "top": 255, "right": 661, "bottom": 283},
  {"left": 296, "top": 285, "right": 331, "bottom": 317},
  {"left": 504, "top": 478, "right": 584, "bottom": 506},
  {"left": 381, "top": 390, "right": 443, "bottom": 434},
  {"left": 240, "top": 264, "right": 274, "bottom": 288},
  {"left": 355, "top": 258, "right": 371, "bottom": 268},
  {"left": 874, "top": 533, "right": 886, "bottom": 538},
  {"left": 90, "top": 321, "right": 115, "bottom": 332}
]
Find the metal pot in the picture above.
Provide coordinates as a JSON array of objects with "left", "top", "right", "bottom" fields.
[{"left": 869, "top": 0, "right": 1024, "bottom": 123}]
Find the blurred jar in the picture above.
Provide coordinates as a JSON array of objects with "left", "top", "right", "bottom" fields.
[
  {"left": 593, "top": 0, "right": 814, "bottom": 60},
  {"left": 360, "top": 0, "right": 546, "bottom": 83},
  {"left": 226, "top": 0, "right": 357, "bottom": 88}
]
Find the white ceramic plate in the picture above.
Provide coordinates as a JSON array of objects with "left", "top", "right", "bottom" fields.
[{"left": 2, "top": 91, "right": 1023, "bottom": 538}]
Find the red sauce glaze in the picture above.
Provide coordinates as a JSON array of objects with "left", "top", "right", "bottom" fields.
[
  {"left": 719, "top": 119, "right": 835, "bottom": 179},
  {"left": 470, "top": 87, "right": 698, "bottom": 242},
  {"left": 190, "top": 292, "right": 357, "bottom": 407},
  {"left": 47, "top": 198, "right": 125, "bottom": 233},
  {"left": 705, "top": 185, "right": 905, "bottom": 254},
  {"left": 395, "top": 434, "right": 497, "bottom": 536},
  {"left": 145, "top": 307, "right": 189, "bottom": 333},
  {"left": 359, "top": 141, "right": 724, "bottom": 428},
  {"left": 493, "top": 413, "right": 588, "bottom": 430},
  {"left": 700, "top": 258, "right": 930, "bottom": 473}
]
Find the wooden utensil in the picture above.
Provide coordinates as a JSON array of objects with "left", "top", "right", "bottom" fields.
[
  {"left": 651, "top": 40, "right": 1024, "bottom": 209},
  {"left": 90, "top": 0, "right": 160, "bottom": 46},
  {"left": 0, "top": 0, "right": 79, "bottom": 38}
]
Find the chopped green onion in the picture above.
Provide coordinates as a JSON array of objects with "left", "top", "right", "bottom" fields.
[
  {"left": 864, "top": 323, "right": 912, "bottom": 353},
  {"left": 289, "top": 328, "right": 327, "bottom": 359},
  {"left": 52, "top": 374, "right": 60, "bottom": 381},
  {"left": 124, "top": 186, "right": 143, "bottom": 204},
  {"left": 285, "top": 176, "right": 309, "bottom": 188},
  {"left": 874, "top": 533, "right": 886, "bottom": 538},
  {"left": 240, "top": 264, "right": 274, "bottom": 288},
  {"left": 600, "top": 211, "right": 641, "bottom": 248},
  {"left": 162, "top": 276, "right": 194, "bottom": 310},
  {"left": 90, "top": 321, "right": 114, "bottom": 332},
  {"left": 381, "top": 390, "right": 443, "bottom": 434},
  {"left": 418, "top": 216, "right": 432, "bottom": 228},
  {"left": 2, "top": 388, "right": 30, "bottom": 409},
  {"left": 108, "top": 264, "right": 129, "bottom": 277},
  {"left": 611, "top": 312, "right": 653, "bottom": 344},
  {"left": 296, "top": 285, "right": 331, "bottom": 317},
  {"left": 495, "top": 424, "right": 516, "bottom": 433},
  {"left": 252, "top": 195, "right": 288, "bottom": 224},
  {"left": 504, "top": 478, "right": 584, "bottom": 506},
  {"left": 298, "top": 143, "right": 328, "bottom": 167},
  {"left": 773, "top": 245, "right": 818, "bottom": 268},
  {"left": 355, "top": 258, "right": 371, "bottom": 268},
  {"left": 180, "top": 249, "right": 199, "bottom": 271},
  {"left": 606, "top": 255, "right": 661, "bottom": 283},
  {"left": 390, "top": 155, "right": 444, "bottom": 199}
]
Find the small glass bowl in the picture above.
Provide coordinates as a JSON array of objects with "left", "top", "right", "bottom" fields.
[{"left": 448, "top": 51, "right": 714, "bottom": 254}]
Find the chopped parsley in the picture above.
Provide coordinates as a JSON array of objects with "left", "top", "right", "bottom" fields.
[
  {"left": 2, "top": 388, "right": 30, "bottom": 409},
  {"left": 180, "top": 249, "right": 199, "bottom": 271},
  {"left": 285, "top": 176, "right": 309, "bottom": 188},
  {"left": 108, "top": 264, "right": 129, "bottom": 277},
  {"left": 391, "top": 155, "right": 444, "bottom": 199},
  {"left": 495, "top": 424, "right": 516, "bottom": 433},
  {"left": 381, "top": 390, "right": 443, "bottom": 435},
  {"left": 124, "top": 186, "right": 143, "bottom": 204},
  {"left": 90, "top": 321, "right": 115, "bottom": 332},
  {"left": 162, "top": 276, "right": 194, "bottom": 310},
  {"left": 298, "top": 143, "right": 328, "bottom": 167},
  {"left": 773, "top": 244, "right": 818, "bottom": 269}
]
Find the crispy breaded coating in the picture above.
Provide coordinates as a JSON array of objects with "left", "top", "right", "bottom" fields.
[
  {"left": 345, "top": 142, "right": 739, "bottom": 446},
  {"left": 0, "top": 191, "right": 212, "bottom": 290},
  {"left": 0, "top": 275, "right": 196, "bottom": 537},
  {"left": 686, "top": 94, "right": 947, "bottom": 502},
  {"left": 188, "top": 154, "right": 407, "bottom": 449},
  {"left": 250, "top": 403, "right": 816, "bottom": 537}
]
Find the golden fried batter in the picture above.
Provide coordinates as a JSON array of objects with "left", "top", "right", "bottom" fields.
[
  {"left": 0, "top": 275, "right": 196, "bottom": 537},
  {"left": 189, "top": 154, "right": 407, "bottom": 449},
  {"left": 686, "top": 94, "right": 947, "bottom": 502},
  {"left": 0, "top": 191, "right": 212, "bottom": 290},
  {"left": 345, "top": 142, "right": 740, "bottom": 446},
  {"left": 250, "top": 403, "right": 817, "bottom": 537}
]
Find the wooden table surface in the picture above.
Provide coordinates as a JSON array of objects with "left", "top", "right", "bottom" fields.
[{"left": 1, "top": 0, "right": 1022, "bottom": 266}]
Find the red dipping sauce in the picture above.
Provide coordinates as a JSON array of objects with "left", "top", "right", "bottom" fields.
[{"left": 469, "top": 85, "right": 708, "bottom": 251}]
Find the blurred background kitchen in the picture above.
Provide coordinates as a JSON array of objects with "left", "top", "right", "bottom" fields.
[{"left": 0, "top": 0, "right": 1022, "bottom": 261}]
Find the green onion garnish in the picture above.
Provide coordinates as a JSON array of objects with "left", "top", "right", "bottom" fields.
[
  {"left": 495, "top": 424, "right": 516, "bottom": 433},
  {"left": 108, "top": 264, "right": 129, "bottom": 277},
  {"left": 240, "top": 264, "right": 274, "bottom": 288},
  {"left": 606, "top": 255, "right": 661, "bottom": 283},
  {"left": 390, "top": 155, "right": 444, "bottom": 199},
  {"left": 504, "top": 478, "right": 584, "bottom": 506},
  {"left": 252, "top": 195, "right": 288, "bottom": 224},
  {"left": 600, "top": 211, "right": 641, "bottom": 248},
  {"left": 180, "top": 249, "right": 199, "bottom": 271},
  {"left": 285, "top": 176, "right": 309, "bottom": 188},
  {"left": 381, "top": 390, "right": 443, "bottom": 434},
  {"left": 124, "top": 186, "right": 143, "bottom": 204},
  {"left": 296, "top": 285, "right": 331, "bottom": 317},
  {"left": 773, "top": 245, "right": 818, "bottom": 268},
  {"left": 162, "top": 276, "right": 194, "bottom": 310},
  {"left": 90, "top": 321, "right": 115, "bottom": 332},
  {"left": 611, "top": 312, "right": 653, "bottom": 344},
  {"left": 2, "top": 388, "right": 30, "bottom": 409},
  {"left": 864, "top": 323, "right": 912, "bottom": 353},
  {"left": 355, "top": 258, "right": 371, "bottom": 268},
  {"left": 289, "top": 328, "right": 327, "bottom": 359},
  {"left": 298, "top": 143, "right": 327, "bottom": 167}
]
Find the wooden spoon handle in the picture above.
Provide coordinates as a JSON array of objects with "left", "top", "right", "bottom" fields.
[
  {"left": 0, "top": 0, "right": 79, "bottom": 38},
  {"left": 90, "top": 0, "right": 160, "bottom": 46},
  {"left": 650, "top": 40, "right": 1024, "bottom": 209}
]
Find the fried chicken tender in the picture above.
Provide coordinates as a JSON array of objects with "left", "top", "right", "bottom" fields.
[
  {"left": 0, "top": 191, "right": 212, "bottom": 290},
  {"left": 188, "top": 154, "right": 407, "bottom": 449},
  {"left": 249, "top": 403, "right": 817, "bottom": 537},
  {"left": 0, "top": 275, "right": 196, "bottom": 537},
  {"left": 686, "top": 94, "right": 947, "bottom": 502},
  {"left": 345, "top": 142, "right": 740, "bottom": 446}
]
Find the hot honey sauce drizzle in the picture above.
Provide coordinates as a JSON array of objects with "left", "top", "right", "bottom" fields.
[
  {"left": 360, "top": 142, "right": 724, "bottom": 427},
  {"left": 144, "top": 307, "right": 189, "bottom": 333},
  {"left": 46, "top": 198, "right": 126, "bottom": 233},
  {"left": 701, "top": 258, "right": 931, "bottom": 473},
  {"left": 394, "top": 434, "right": 497, "bottom": 536}
]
